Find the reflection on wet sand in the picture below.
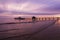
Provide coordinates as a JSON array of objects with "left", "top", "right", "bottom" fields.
[{"left": 0, "top": 20, "right": 56, "bottom": 40}]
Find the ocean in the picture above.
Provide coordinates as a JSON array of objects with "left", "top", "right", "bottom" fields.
[{"left": 0, "top": 18, "right": 60, "bottom": 40}]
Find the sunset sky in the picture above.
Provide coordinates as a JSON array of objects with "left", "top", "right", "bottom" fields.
[{"left": 0, "top": 0, "right": 60, "bottom": 17}]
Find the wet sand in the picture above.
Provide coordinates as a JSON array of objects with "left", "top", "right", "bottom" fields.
[{"left": 0, "top": 20, "right": 60, "bottom": 40}]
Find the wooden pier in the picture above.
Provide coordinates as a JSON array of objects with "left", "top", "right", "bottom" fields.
[{"left": 37, "top": 17, "right": 60, "bottom": 21}]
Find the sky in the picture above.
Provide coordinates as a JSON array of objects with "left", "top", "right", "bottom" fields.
[{"left": 0, "top": 0, "right": 60, "bottom": 17}]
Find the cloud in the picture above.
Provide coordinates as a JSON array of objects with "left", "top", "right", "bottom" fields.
[
  {"left": 40, "top": 3, "right": 60, "bottom": 13},
  {"left": 0, "top": 0, "right": 60, "bottom": 15},
  {"left": 4, "top": 2, "right": 49, "bottom": 13}
]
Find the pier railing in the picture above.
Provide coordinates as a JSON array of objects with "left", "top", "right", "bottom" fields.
[{"left": 36, "top": 17, "right": 60, "bottom": 21}]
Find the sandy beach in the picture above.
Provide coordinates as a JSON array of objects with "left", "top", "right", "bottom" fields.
[{"left": 0, "top": 20, "right": 59, "bottom": 40}]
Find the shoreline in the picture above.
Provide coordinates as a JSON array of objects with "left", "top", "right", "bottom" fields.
[{"left": 0, "top": 20, "right": 57, "bottom": 25}]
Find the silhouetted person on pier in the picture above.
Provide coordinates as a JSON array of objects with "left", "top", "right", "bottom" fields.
[{"left": 32, "top": 16, "right": 36, "bottom": 22}]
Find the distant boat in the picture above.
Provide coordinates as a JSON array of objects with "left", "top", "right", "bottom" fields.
[{"left": 14, "top": 17, "right": 25, "bottom": 20}]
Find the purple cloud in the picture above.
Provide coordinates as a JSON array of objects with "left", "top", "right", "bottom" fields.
[
  {"left": 0, "top": 0, "right": 60, "bottom": 15},
  {"left": 42, "top": 3, "right": 60, "bottom": 12},
  {"left": 0, "top": 9, "right": 6, "bottom": 13}
]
